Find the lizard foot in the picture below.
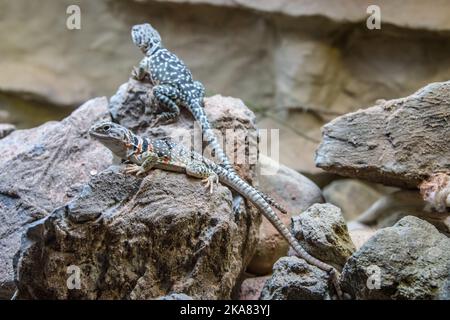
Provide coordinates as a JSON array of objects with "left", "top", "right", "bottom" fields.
[
  {"left": 328, "top": 268, "right": 343, "bottom": 300},
  {"left": 131, "top": 66, "right": 145, "bottom": 81},
  {"left": 202, "top": 174, "right": 219, "bottom": 194},
  {"left": 124, "top": 164, "right": 147, "bottom": 177},
  {"left": 232, "top": 195, "right": 244, "bottom": 215}
]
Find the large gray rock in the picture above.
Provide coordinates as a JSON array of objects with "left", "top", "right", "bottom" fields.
[
  {"left": 291, "top": 203, "right": 356, "bottom": 271},
  {"left": 247, "top": 155, "right": 323, "bottom": 275},
  {"left": 0, "top": 98, "right": 111, "bottom": 299},
  {"left": 341, "top": 216, "right": 450, "bottom": 299},
  {"left": 260, "top": 256, "right": 332, "bottom": 300},
  {"left": 316, "top": 81, "right": 450, "bottom": 188},
  {"left": 15, "top": 167, "right": 259, "bottom": 299},
  {"left": 13, "top": 79, "right": 262, "bottom": 299}
]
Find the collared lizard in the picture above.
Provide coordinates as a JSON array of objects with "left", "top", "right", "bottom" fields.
[{"left": 89, "top": 121, "right": 342, "bottom": 298}]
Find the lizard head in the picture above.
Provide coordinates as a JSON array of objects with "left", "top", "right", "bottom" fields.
[
  {"left": 89, "top": 121, "right": 133, "bottom": 159},
  {"left": 131, "top": 23, "right": 161, "bottom": 55}
]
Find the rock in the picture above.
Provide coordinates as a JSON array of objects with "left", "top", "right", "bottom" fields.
[
  {"left": 161, "top": 0, "right": 450, "bottom": 30},
  {"left": 0, "top": 98, "right": 111, "bottom": 299},
  {"left": 67, "top": 166, "right": 142, "bottom": 223},
  {"left": 0, "top": 123, "right": 15, "bottom": 139},
  {"left": 247, "top": 155, "right": 323, "bottom": 275},
  {"left": 347, "top": 223, "right": 377, "bottom": 250},
  {"left": 357, "top": 190, "right": 450, "bottom": 235},
  {"left": 323, "top": 179, "right": 384, "bottom": 221},
  {"left": 291, "top": 203, "right": 356, "bottom": 271},
  {"left": 341, "top": 216, "right": 450, "bottom": 299},
  {"left": 316, "top": 81, "right": 450, "bottom": 188},
  {"left": 256, "top": 113, "right": 324, "bottom": 174},
  {"left": 13, "top": 79, "right": 262, "bottom": 299},
  {"left": 237, "top": 276, "right": 270, "bottom": 300},
  {"left": 260, "top": 256, "right": 332, "bottom": 300},
  {"left": 15, "top": 168, "right": 259, "bottom": 299}
]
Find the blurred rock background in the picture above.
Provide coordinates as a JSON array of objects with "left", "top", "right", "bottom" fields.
[{"left": 2, "top": 0, "right": 450, "bottom": 174}]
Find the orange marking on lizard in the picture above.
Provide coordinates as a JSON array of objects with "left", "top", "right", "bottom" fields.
[{"left": 136, "top": 140, "right": 142, "bottom": 154}]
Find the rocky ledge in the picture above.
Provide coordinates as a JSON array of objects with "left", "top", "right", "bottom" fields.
[{"left": 316, "top": 81, "right": 450, "bottom": 189}]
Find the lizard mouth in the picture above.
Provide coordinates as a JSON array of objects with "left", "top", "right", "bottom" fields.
[
  {"left": 88, "top": 125, "right": 110, "bottom": 140},
  {"left": 88, "top": 129, "right": 103, "bottom": 138}
]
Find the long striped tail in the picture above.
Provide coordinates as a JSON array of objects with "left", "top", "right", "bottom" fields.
[
  {"left": 189, "top": 100, "right": 290, "bottom": 214},
  {"left": 188, "top": 99, "right": 236, "bottom": 173},
  {"left": 214, "top": 165, "right": 342, "bottom": 299},
  {"left": 257, "top": 191, "right": 288, "bottom": 214}
]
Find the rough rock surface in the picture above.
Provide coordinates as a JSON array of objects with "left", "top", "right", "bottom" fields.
[
  {"left": 13, "top": 79, "right": 262, "bottom": 299},
  {"left": 247, "top": 155, "right": 323, "bottom": 275},
  {"left": 237, "top": 276, "right": 270, "bottom": 300},
  {"left": 15, "top": 168, "right": 259, "bottom": 299},
  {"left": 291, "top": 203, "right": 355, "bottom": 271},
  {"left": 357, "top": 190, "right": 450, "bottom": 235},
  {"left": 341, "top": 216, "right": 450, "bottom": 300},
  {"left": 316, "top": 81, "right": 450, "bottom": 188},
  {"left": 159, "top": 0, "right": 450, "bottom": 30},
  {"left": 0, "top": 98, "right": 111, "bottom": 299},
  {"left": 260, "top": 256, "right": 332, "bottom": 300},
  {"left": 323, "top": 179, "right": 384, "bottom": 221}
]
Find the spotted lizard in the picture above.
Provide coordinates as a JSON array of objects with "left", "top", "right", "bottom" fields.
[
  {"left": 89, "top": 121, "right": 342, "bottom": 298},
  {"left": 130, "top": 23, "right": 288, "bottom": 214}
]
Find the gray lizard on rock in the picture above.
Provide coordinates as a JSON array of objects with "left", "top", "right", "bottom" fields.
[
  {"left": 89, "top": 121, "right": 343, "bottom": 298},
  {"left": 130, "top": 23, "right": 287, "bottom": 214}
]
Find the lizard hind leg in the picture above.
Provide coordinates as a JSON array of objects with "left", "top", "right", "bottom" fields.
[
  {"left": 152, "top": 85, "right": 181, "bottom": 126},
  {"left": 202, "top": 175, "right": 218, "bottom": 194},
  {"left": 186, "top": 163, "right": 218, "bottom": 194}
]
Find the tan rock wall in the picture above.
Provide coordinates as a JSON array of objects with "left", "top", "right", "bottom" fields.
[{"left": 2, "top": 0, "right": 450, "bottom": 172}]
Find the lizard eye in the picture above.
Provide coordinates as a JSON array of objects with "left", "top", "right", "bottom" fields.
[{"left": 103, "top": 125, "right": 110, "bottom": 131}]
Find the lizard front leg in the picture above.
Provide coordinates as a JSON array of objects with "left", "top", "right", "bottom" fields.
[
  {"left": 186, "top": 162, "right": 219, "bottom": 194},
  {"left": 152, "top": 85, "right": 181, "bottom": 126},
  {"left": 124, "top": 155, "right": 157, "bottom": 177}
]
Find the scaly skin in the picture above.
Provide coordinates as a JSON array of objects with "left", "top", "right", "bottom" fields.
[
  {"left": 89, "top": 121, "right": 343, "bottom": 299},
  {"left": 130, "top": 23, "right": 288, "bottom": 214}
]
